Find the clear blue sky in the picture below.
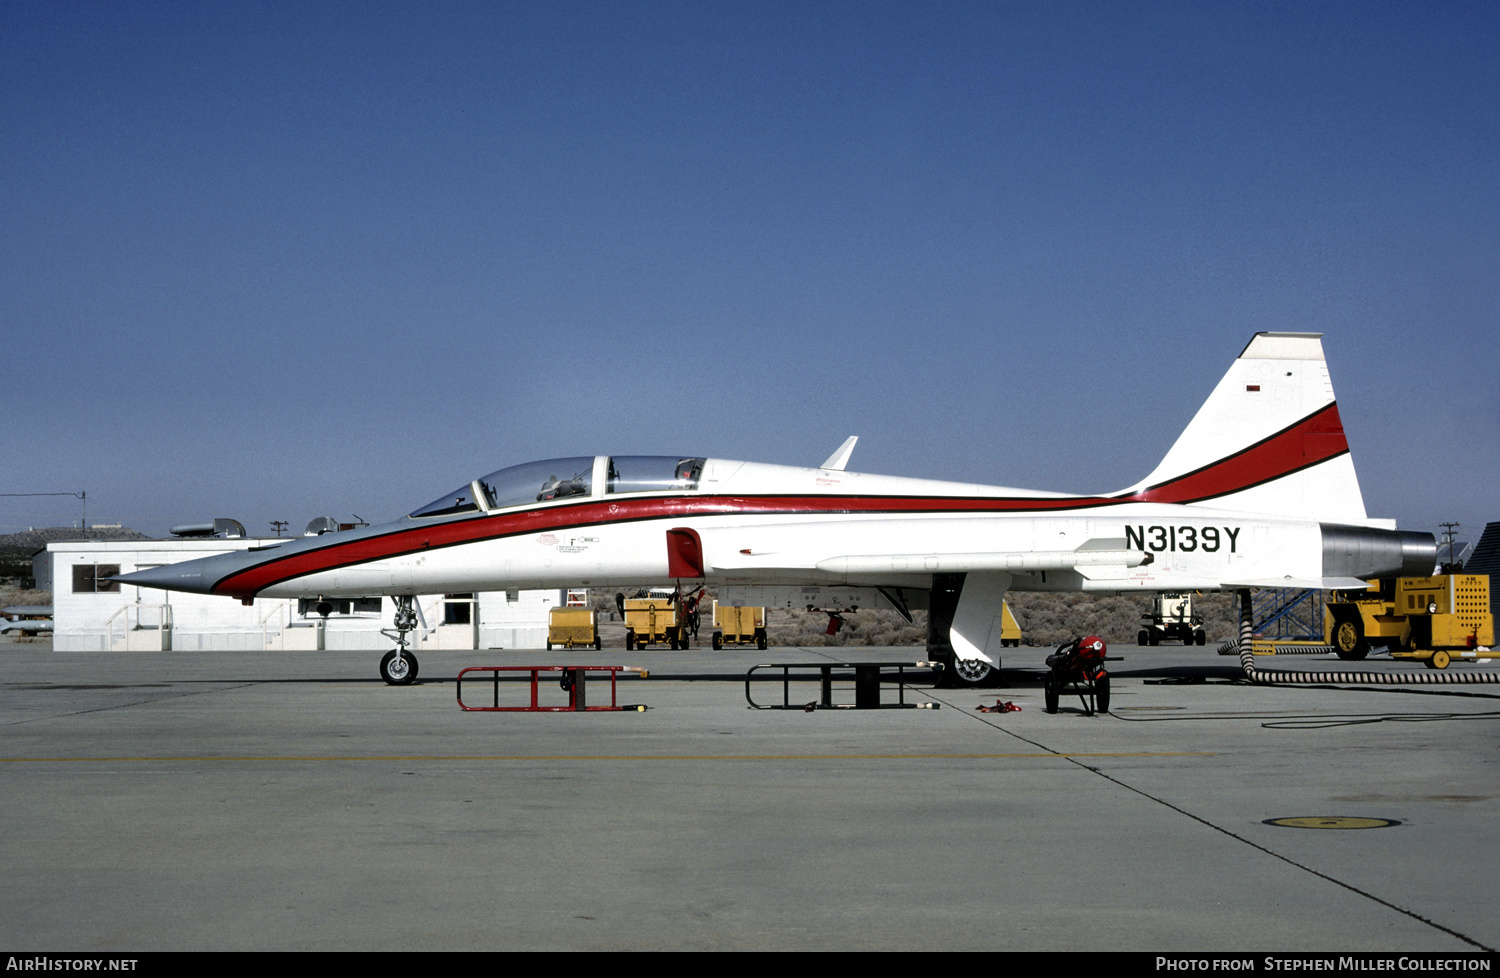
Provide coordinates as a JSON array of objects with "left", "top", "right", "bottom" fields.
[{"left": 2, "top": 1, "right": 1495, "bottom": 544}]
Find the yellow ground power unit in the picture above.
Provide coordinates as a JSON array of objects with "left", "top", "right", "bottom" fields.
[
  {"left": 1324, "top": 574, "right": 1493, "bottom": 669},
  {"left": 711, "top": 602, "right": 766, "bottom": 650},
  {"left": 546, "top": 607, "right": 601, "bottom": 651},
  {"left": 624, "top": 597, "right": 687, "bottom": 650}
]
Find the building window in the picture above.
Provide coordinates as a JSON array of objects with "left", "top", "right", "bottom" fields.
[
  {"left": 444, "top": 594, "right": 474, "bottom": 625},
  {"left": 73, "top": 564, "right": 120, "bottom": 593}
]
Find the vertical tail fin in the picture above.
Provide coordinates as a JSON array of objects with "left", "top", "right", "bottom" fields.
[{"left": 1120, "top": 333, "right": 1369, "bottom": 522}]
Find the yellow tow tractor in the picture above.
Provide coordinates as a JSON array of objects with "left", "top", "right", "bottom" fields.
[
  {"left": 546, "top": 607, "right": 601, "bottom": 651},
  {"left": 1324, "top": 574, "right": 1493, "bottom": 669},
  {"left": 624, "top": 597, "right": 687, "bottom": 650},
  {"left": 711, "top": 602, "right": 766, "bottom": 650}
]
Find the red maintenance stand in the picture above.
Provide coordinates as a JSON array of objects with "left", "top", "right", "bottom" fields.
[{"left": 456, "top": 665, "right": 649, "bottom": 713}]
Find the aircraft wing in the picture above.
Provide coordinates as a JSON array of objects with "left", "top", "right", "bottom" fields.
[{"left": 1223, "top": 577, "right": 1372, "bottom": 591}]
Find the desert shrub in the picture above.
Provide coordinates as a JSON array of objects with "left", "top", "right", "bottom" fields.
[
  {"left": 1007, "top": 591, "right": 1239, "bottom": 646},
  {"left": 0, "top": 585, "right": 50, "bottom": 609},
  {"left": 767, "top": 608, "right": 927, "bottom": 647},
  {"left": 766, "top": 592, "right": 1241, "bottom": 648}
]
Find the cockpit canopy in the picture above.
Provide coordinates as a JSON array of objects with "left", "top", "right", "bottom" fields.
[
  {"left": 409, "top": 455, "right": 705, "bottom": 519},
  {"left": 607, "top": 455, "right": 704, "bottom": 494}
]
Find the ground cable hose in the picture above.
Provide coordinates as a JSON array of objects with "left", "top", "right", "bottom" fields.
[{"left": 1234, "top": 590, "right": 1500, "bottom": 686}]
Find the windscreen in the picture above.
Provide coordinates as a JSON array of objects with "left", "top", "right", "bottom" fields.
[
  {"left": 409, "top": 484, "right": 480, "bottom": 519},
  {"left": 607, "top": 456, "right": 704, "bottom": 494}
]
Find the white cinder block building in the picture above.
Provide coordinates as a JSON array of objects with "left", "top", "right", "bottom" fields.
[{"left": 41, "top": 539, "right": 572, "bottom": 652}]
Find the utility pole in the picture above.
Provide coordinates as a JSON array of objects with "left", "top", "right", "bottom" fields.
[
  {"left": 270, "top": 521, "right": 288, "bottom": 537},
  {"left": 1438, "top": 522, "right": 1461, "bottom": 568}
]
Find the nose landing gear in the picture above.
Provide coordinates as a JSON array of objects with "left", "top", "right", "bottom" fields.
[{"left": 379, "top": 596, "right": 421, "bottom": 685}]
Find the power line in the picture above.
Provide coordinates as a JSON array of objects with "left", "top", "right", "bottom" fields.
[{"left": 0, "top": 492, "right": 86, "bottom": 529}]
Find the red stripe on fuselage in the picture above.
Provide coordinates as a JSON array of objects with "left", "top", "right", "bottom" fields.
[
  {"left": 210, "top": 493, "right": 1110, "bottom": 596},
  {"left": 213, "top": 403, "right": 1349, "bottom": 597}
]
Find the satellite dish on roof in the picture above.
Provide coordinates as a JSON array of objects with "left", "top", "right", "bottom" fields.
[{"left": 304, "top": 517, "right": 339, "bottom": 536}]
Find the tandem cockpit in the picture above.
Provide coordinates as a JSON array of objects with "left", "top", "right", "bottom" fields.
[{"left": 408, "top": 456, "right": 707, "bottom": 519}]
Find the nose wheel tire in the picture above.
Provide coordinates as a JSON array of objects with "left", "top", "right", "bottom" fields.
[{"left": 380, "top": 649, "right": 419, "bottom": 686}]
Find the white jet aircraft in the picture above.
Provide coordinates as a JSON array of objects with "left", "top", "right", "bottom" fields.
[{"left": 118, "top": 333, "right": 1435, "bottom": 685}]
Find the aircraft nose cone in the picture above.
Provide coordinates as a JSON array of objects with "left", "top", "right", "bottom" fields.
[{"left": 112, "top": 563, "right": 212, "bottom": 594}]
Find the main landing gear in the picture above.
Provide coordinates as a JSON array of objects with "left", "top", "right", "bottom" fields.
[
  {"left": 948, "top": 654, "right": 995, "bottom": 686},
  {"left": 379, "top": 595, "right": 420, "bottom": 686}
]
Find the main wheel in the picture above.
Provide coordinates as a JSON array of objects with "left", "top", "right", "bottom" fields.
[
  {"left": 1094, "top": 673, "right": 1110, "bottom": 714},
  {"left": 1333, "top": 618, "right": 1369, "bottom": 660},
  {"left": 1044, "top": 672, "right": 1059, "bottom": 713},
  {"left": 379, "top": 649, "right": 418, "bottom": 686},
  {"left": 947, "top": 653, "right": 994, "bottom": 687}
]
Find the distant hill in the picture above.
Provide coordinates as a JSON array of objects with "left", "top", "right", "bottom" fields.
[
  {"left": 0, "top": 526, "right": 152, "bottom": 583},
  {"left": 0, "top": 526, "right": 152, "bottom": 551}
]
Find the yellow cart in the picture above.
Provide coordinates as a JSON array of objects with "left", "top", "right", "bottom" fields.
[
  {"left": 547, "top": 607, "right": 601, "bottom": 651},
  {"left": 712, "top": 602, "right": 766, "bottom": 650}
]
